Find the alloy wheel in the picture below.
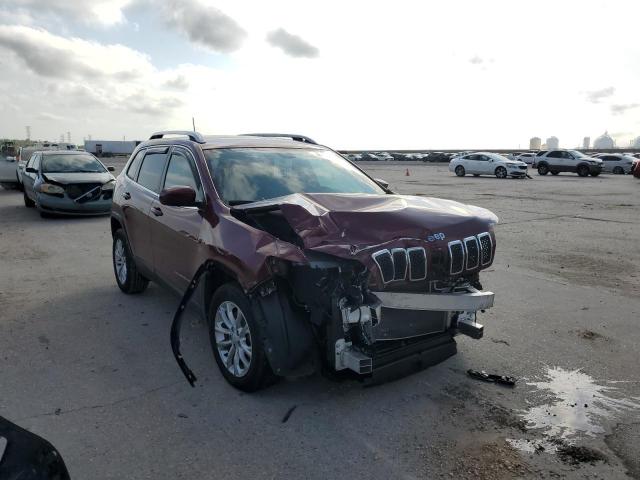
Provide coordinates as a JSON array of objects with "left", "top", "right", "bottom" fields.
[
  {"left": 114, "top": 238, "right": 128, "bottom": 285},
  {"left": 215, "top": 301, "right": 252, "bottom": 377}
]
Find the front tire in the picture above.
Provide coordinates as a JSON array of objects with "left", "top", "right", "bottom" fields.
[
  {"left": 590, "top": 171, "right": 600, "bottom": 177},
  {"left": 208, "top": 283, "right": 276, "bottom": 392},
  {"left": 551, "top": 170, "right": 559, "bottom": 175},
  {"left": 23, "top": 191, "right": 35, "bottom": 207},
  {"left": 495, "top": 166, "right": 507, "bottom": 179},
  {"left": 613, "top": 166, "right": 624, "bottom": 175},
  {"left": 577, "top": 165, "right": 589, "bottom": 177},
  {"left": 455, "top": 165, "right": 466, "bottom": 177},
  {"left": 538, "top": 163, "right": 549, "bottom": 175},
  {"left": 112, "top": 229, "right": 149, "bottom": 294}
]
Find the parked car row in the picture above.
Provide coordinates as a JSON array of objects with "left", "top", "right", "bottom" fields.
[{"left": 449, "top": 149, "right": 639, "bottom": 179}]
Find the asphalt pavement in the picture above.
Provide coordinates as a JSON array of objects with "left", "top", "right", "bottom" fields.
[{"left": 1, "top": 161, "right": 639, "bottom": 479}]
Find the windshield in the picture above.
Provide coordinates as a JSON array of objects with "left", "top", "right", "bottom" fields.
[
  {"left": 569, "top": 150, "right": 587, "bottom": 158},
  {"left": 204, "top": 148, "right": 385, "bottom": 204},
  {"left": 41, "top": 154, "right": 106, "bottom": 173}
]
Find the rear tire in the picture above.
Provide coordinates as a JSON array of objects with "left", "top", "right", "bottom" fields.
[
  {"left": 208, "top": 283, "right": 277, "bottom": 392},
  {"left": 455, "top": 165, "right": 466, "bottom": 177},
  {"left": 23, "top": 191, "right": 35, "bottom": 208},
  {"left": 473, "top": 174, "right": 480, "bottom": 177},
  {"left": 537, "top": 163, "right": 549, "bottom": 175},
  {"left": 613, "top": 166, "right": 624, "bottom": 175},
  {"left": 112, "top": 229, "right": 149, "bottom": 294},
  {"left": 551, "top": 171, "right": 559, "bottom": 176},
  {"left": 495, "top": 166, "right": 507, "bottom": 179},
  {"left": 590, "top": 171, "right": 600, "bottom": 177},
  {"left": 577, "top": 165, "right": 589, "bottom": 177}
]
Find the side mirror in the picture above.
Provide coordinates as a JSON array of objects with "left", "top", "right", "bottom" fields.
[
  {"left": 25, "top": 167, "right": 37, "bottom": 173},
  {"left": 374, "top": 178, "right": 390, "bottom": 189},
  {"left": 107, "top": 166, "right": 115, "bottom": 172},
  {"left": 159, "top": 186, "right": 197, "bottom": 207}
]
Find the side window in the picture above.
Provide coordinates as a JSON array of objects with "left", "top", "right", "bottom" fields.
[
  {"left": 547, "top": 151, "right": 562, "bottom": 159},
  {"left": 477, "top": 155, "right": 489, "bottom": 162},
  {"left": 126, "top": 150, "right": 144, "bottom": 179},
  {"left": 32, "top": 154, "right": 41, "bottom": 170},
  {"left": 605, "top": 156, "right": 618, "bottom": 162},
  {"left": 163, "top": 150, "right": 203, "bottom": 202},
  {"left": 25, "top": 153, "right": 36, "bottom": 169},
  {"left": 465, "top": 154, "right": 477, "bottom": 160},
  {"left": 137, "top": 151, "right": 168, "bottom": 193}
]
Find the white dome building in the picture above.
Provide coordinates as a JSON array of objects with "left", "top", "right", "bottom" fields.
[
  {"left": 594, "top": 131, "right": 615, "bottom": 149},
  {"left": 529, "top": 137, "right": 541, "bottom": 150}
]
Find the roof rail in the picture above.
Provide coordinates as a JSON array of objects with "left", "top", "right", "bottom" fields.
[
  {"left": 149, "top": 130, "right": 205, "bottom": 143},
  {"left": 240, "top": 133, "right": 317, "bottom": 145}
]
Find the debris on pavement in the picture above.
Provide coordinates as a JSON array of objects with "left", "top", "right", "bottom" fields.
[{"left": 467, "top": 369, "right": 517, "bottom": 387}]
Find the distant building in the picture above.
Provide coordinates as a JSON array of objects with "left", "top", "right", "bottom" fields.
[
  {"left": 582, "top": 137, "right": 590, "bottom": 149},
  {"left": 529, "top": 137, "right": 541, "bottom": 150},
  {"left": 593, "top": 131, "right": 614, "bottom": 149},
  {"left": 632, "top": 136, "right": 640, "bottom": 148},
  {"left": 84, "top": 140, "right": 141, "bottom": 157},
  {"left": 546, "top": 136, "right": 559, "bottom": 149}
]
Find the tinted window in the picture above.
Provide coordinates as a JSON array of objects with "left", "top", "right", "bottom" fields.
[
  {"left": 163, "top": 150, "right": 202, "bottom": 201},
  {"left": 204, "top": 148, "right": 384, "bottom": 204},
  {"left": 477, "top": 155, "right": 489, "bottom": 162},
  {"left": 126, "top": 151, "right": 144, "bottom": 179},
  {"left": 603, "top": 156, "right": 618, "bottom": 161},
  {"left": 137, "top": 151, "right": 168, "bottom": 193},
  {"left": 547, "top": 151, "right": 562, "bottom": 158},
  {"left": 41, "top": 154, "right": 106, "bottom": 173}
]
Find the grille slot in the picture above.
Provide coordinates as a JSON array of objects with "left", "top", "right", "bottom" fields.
[
  {"left": 478, "top": 232, "right": 493, "bottom": 266},
  {"left": 372, "top": 250, "right": 395, "bottom": 284},
  {"left": 407, "top": 247, "right": 427, "bottom": 280},
  {"left": 391, "top": 248, "right": 407, "bottom": 281},
  {"left": 65, "top": 183, "right": 102, "bottom": 201},
  {"left": 464, "top": 236, "right": 480, "bottom": 270},
  {"left": 448, "top": 241, "right": 465, "bottom": 275}
]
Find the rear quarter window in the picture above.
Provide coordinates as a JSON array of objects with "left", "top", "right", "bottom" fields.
[{"left": 126, "top": 150, "right": 144, "bottom": 180}]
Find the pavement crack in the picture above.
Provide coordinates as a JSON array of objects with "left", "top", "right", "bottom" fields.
[{"left": 17, "top": 381, "right": 182, "bottom": 422}]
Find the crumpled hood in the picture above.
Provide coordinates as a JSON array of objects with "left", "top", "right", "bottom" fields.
[
  {"left": 42, "top": 172, "right": 114, "bottom": 184},
  {"left": 233, "top": 193, "right": 498, "bottom": 256}
]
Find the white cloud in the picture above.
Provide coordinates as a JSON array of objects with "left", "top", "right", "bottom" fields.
[
  {"left": 266, "top": 28, "right": 319, "bottom": 58},
  {"left": 163, "top": 0, "right": 246, "bottom": 53},
  {"left": 2, "top": 0, "right": 134, "bottom": 25}
]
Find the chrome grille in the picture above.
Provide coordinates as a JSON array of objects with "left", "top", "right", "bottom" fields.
[
  {"left": 448, "top": 241, "right": 464, "bottom": 275},
  {"left": 407, "top": 247, "right": 427, "bottom": 280},
  {"left": 478, "top": 232, "right": 493, "bottom": 266},
  {"left": 391, "top": 248, "right": 408, "bottom": 281},
  {"left": 372, "top": 250, "right": 394, "bottom": 284},
  {"left": 464, "top": 236, "right": 480, "bottom": 270},
  {"left": 373, "top": 247, "right": 427, "bottom": 283}
]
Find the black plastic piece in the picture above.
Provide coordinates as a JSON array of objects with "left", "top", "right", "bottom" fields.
[{"left": 467, "top": 369, "right": 516, "bottom": 386}]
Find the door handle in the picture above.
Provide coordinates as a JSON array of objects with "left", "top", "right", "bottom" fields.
[
  {"left": 151, "top": 206, "right": 163, "bottom": 217},
  {"left": 122, "top": 192, "right": 131, "bottom": 200}
]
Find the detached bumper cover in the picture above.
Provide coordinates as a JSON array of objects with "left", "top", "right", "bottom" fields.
[{"left": 372, "top": 288, "right": 494, "bottom": 312}]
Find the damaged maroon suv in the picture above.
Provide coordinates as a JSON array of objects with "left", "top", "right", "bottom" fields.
[{"left": 110, "top": 131, "right": 498, "bottom": 391}]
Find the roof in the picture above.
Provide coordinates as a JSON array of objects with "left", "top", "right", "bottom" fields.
[
  {"left": 142, "top": 134, "right": 326, "bottom": 151},
  {"left": 37, "top": 150, "right": 86, "bottom": 155}
]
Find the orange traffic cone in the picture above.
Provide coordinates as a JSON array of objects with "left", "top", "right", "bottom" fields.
[{"left": 405, "top": 168, "right": 410, "bottom": 176}]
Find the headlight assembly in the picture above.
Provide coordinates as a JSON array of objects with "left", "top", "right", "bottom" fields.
[
  {"left": 101, "top": 180, "right": 116, "bottom": 191},
  {"left": 38, "top": 183, "right": 65, "bottom": 195}
]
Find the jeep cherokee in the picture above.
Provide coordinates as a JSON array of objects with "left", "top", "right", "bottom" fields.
[{"left": 110, "top": 131, "right": 499, "bottom": 391}]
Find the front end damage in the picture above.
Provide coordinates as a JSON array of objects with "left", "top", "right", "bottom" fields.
[
  {"left": 171, "top": 193, "right": 498, "bottom": 385},
  {"left": 232, "top": 193, "right": 498, "bottom": 383}
]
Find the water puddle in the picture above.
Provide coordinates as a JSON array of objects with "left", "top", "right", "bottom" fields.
[{"left": 521, "top": 366, "right": 640, "bottom": 439}]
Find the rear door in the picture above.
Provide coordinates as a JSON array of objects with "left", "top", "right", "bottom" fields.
[
  {"left": 545, "top": 151, "right": 563, "bottom": 171},
  {"left": 475, "top": 154, "right": 493, "bottom": 174},
  {"left": 121, "top": 147, "right": 169, "bottom": 273},
  {"left": 463, "top": 154, "right": 480, "bottom": 174},
  {"left": 150, "top": 146, "right": 205, "bottom": 293},
  {"left": 601, "top": 155, "right": 618, "bottom": 173}
]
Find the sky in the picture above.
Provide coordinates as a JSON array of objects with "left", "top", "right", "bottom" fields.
[{"left": 1, "top": 0, "right": 639, "bottom": 150}]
